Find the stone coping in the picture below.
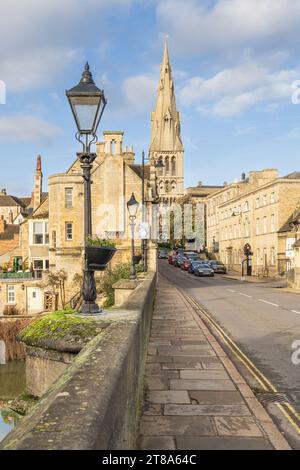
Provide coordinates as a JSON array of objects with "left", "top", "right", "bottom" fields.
[
  {"left": 113, "top": 279, "right": 140, "bottom": 290},
  {"left": 1, "top": 271, "right": 156, "bottom": 450}
]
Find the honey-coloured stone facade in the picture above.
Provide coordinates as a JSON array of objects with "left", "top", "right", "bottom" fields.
[{"left": 206, "top": 169, "right": 300, "bottom": 276}]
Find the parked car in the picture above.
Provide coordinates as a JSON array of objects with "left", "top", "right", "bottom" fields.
[
  {"left": 174, "top": 253, "right": 185, "bottom": 268},
  {"left": 194, "top": 263, "right": 215, "bottom": 277},
  {"left": 209, "top": 260, "right": 227, "bottom": 274},
  {"left": 168, "top": 253, "right": 175, "bottom": 265},
  {"left": 158, "top": 249, "right": 168, "bottom": 259},
  {"left": 184, "top": 252, "right": 200, "bottom": 261},
  {"left": 188, "top": 260, "right": 206, "bottom": 274},
  {"left": 181, "top": 258, "right": 191, "bottom": 271}
]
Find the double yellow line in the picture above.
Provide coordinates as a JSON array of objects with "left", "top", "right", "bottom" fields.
[{"left": 180, "top": 289, "right": 300, "bottom": 437}]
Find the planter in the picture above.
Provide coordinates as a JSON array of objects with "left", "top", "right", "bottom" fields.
[
  {"left": 86, "top": 246, "right": 116, "bottom": 271},
  {"left": 133, "top": 255, "right": 142, "bottom": 265}
]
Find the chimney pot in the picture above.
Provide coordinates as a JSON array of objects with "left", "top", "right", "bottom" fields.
[{"left": 36, "top": 155, "right": 42, "bottom": 171}]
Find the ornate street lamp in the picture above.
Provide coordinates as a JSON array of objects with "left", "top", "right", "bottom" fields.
[
  {"left": 66, "top": 63, "right": 107, "bottom": 315},
  {"left": 141, "top": 151, "right": 164, "bottom": 271},
  {"left": 127, "top": 193, "right": 139, "bottom": 281}
]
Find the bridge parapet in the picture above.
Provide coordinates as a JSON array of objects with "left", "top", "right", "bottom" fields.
[{"left": 1, "top": 272, "right": 156, "bottom": 450}]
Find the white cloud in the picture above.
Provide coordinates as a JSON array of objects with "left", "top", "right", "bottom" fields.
[
  {"left": 0, "top": 0, "right": 137, "bottom": 92},
  {"left": 0, "top": 115, "right": 63, "bottom": 141},
  {"left": 157, "top": 0, "right": 300, "bottom": 55},
  {"left": 2, "top": 48, "right": 83, "bottom": 92},
  {"left": 179, "top": 61, "right": 299, "bottom": 116},
  {"left": 122, "top": 74, "right": 157, "bottom": 113}
]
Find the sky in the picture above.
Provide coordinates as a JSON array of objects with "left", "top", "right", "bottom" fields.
[{"left": 1, "top": 0, "right": 300, "bottom": 196}]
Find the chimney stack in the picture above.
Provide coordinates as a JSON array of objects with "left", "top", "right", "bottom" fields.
[
  {"left": 241, "top": 173, "right": 246, "bottom": 181},
  {"left": 0, "top": 215, "right": 6, "bottom": 233},
  {"left": 9, "top": 210, "right": 13, "bottom": 224},
  {"left": 33, "top": 155, "right": 43, "bottom": 211},
  {"left": 1, "top": 189, "right": 6, "bottom": 195}
]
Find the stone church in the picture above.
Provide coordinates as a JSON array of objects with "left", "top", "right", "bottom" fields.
[{"left": 150, "top": 42, "right": 184, "bottom": 203}]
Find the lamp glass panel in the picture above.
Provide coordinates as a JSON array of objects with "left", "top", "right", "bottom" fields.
[{"left": 74, "top": 104, "right": 98, "bottom": 132}]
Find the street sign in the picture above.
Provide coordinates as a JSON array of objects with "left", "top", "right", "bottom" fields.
[{"left": 244, "top": 243, "right": 252, "bottom": 256}]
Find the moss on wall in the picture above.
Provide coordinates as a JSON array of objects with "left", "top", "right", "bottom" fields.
[{"left": 18, "top": 309, "right": 104, "bottom": 353}]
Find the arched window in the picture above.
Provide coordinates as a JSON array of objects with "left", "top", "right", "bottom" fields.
[
  {"left": 165, "top": 156, "right": 170, "bottom": 174},
  {"left": 158, "top": 156, "right": 163, "bottom": 175},
  {"left": 171, "top": 156, "right": 176, "bottom": 175}
]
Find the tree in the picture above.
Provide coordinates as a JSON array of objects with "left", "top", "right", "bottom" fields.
[{"left": 44, "top": 269, "right": 68, "bottom": 310}]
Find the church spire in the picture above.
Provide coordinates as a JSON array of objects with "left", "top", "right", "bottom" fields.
[
  {"left": 162, "top": 39, "right": 170, "bottom": 71},
  {"left": 150, "top": 42, "right": 183, "bottom": 152}
]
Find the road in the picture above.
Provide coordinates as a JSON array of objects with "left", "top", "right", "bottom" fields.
[{"left": 159, "top": 260, "right": 300, "bottom": 448}]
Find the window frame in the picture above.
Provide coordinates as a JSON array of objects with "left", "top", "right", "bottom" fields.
[
  {"left": 65, "top": 222, "right": 73, "bottom": 241},
  {"left": 32, "top": 220, "right": 49, "bottom": 245},
  {"left": 7, "top": 285, "right": 16, "bottom": 304}
]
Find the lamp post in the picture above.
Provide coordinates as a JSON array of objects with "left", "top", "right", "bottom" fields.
[
  {"left": 66, "top": 62, "right": 107, "bottom": 315},
  {"left": 141, "top": 151, "right": 164, "bottom": 271},
  {"left": 127, "top": 193, "right": 139, "bottom": 281}
]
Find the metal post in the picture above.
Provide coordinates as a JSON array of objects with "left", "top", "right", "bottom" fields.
[
  {"left": 78, "top": 145, "right": 100, "bottom": 315},
  {"left": 141, "top": 151, "right": 146, "bottom": 271},
  {"left": 130, "top": 217, "right": 137, "bottom": 280}
]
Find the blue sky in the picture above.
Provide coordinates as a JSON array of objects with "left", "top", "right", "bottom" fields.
[{"left": 1, "top": 0, "right": 300, "bottom": 196}]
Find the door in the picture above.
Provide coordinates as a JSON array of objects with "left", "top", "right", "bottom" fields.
[{"left": 27, "top": 287, "right": 44, "bottom": 314}]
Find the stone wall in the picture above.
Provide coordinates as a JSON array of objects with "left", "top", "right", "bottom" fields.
[
  {"left": 1, "top": 271, "right": 156, "bottom": 450},
  {"left": 25, "top": 345, "right": 76, "bottom": 397}
]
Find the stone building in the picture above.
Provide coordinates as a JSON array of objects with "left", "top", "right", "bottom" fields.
[
  {"left": 0, "top": 156, "right": 51, "bottom": 316},
  {"left": 149, "top": 42, "right": 184, "bottom": 203},
  {"left": 183, "top": 183, "right": 224, "bottom": 250},
  {"left": 206, "top": 169, "right": 300, "bottom": 277},
  {"left": 47, "top": 130, "right": 157, "bottom": 300},
  {"left": 0, "top": 190, "right": 30, "bottom": 225}
]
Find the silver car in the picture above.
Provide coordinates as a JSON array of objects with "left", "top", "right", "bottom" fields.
[{"left": 194, "top": 263, "right": 214, "bottom": 277}]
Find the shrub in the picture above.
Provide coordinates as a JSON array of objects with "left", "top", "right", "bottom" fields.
[
  {"left": 98, "top": 262, "right": 132, "bottom": 308},
  {"left": 87, "top": 237, "right": 116, "bottom": 248}
]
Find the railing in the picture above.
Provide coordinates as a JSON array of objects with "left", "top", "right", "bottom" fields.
[{"left": 0, "top": 272, "right": 33, "bottom": 279}]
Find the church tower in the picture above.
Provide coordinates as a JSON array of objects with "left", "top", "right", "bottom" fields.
[{"left": 149, "top": 42, "right": 184, "bottom": 203}]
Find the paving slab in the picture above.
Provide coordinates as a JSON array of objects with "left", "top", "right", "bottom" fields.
[
  {"left": 170, "top": 379, "right": 236, "bottom": 391},
  {"left": 139, "top": 436, "right": 176, "bottom": 450},
  {"left": 176, "top": 436, "right": 273, "bottom": 450},
  {"left": 179, "top": 370, "right": 230, "bottom": 380},
  {"left": 139, "top": 416, "right": 216, "bottom": 436},
  {"left": 137, "top": 276, "right": 290, "bottom": 450},
  {"left": 147, "top": 391, "right": 190, "bottom": 404},
  {"left": 214, "top": 416, "right": 263, "bottom": 437},
  {"left": 189, "top": 390, "right": 244, "bottom": 405},
  {"left": 164, "top": 404, "right": 251, "bottom": 416}
]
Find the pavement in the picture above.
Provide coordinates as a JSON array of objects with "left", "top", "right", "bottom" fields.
[
  {"left": 221, "top": 270, "right": 287, "bottom": 286},
  {"left": 137, "top": 274, "right": 290, "bottom": 450}
]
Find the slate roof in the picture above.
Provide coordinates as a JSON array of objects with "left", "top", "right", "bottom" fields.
[
  {"left": 283, "top": 171, "right": 300, "bottom": 179},
  {"left": 0, "top": 224, "right": 19, "bottom": 240},
  {"left": 279, "top": 207, "right": 300, "bottom": 233},
  {"left": 129, "top": 164, "right": 151, "bottom": 180},
  {"left": 0, "top": 194, "right": 28, "bottom": 208}
]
